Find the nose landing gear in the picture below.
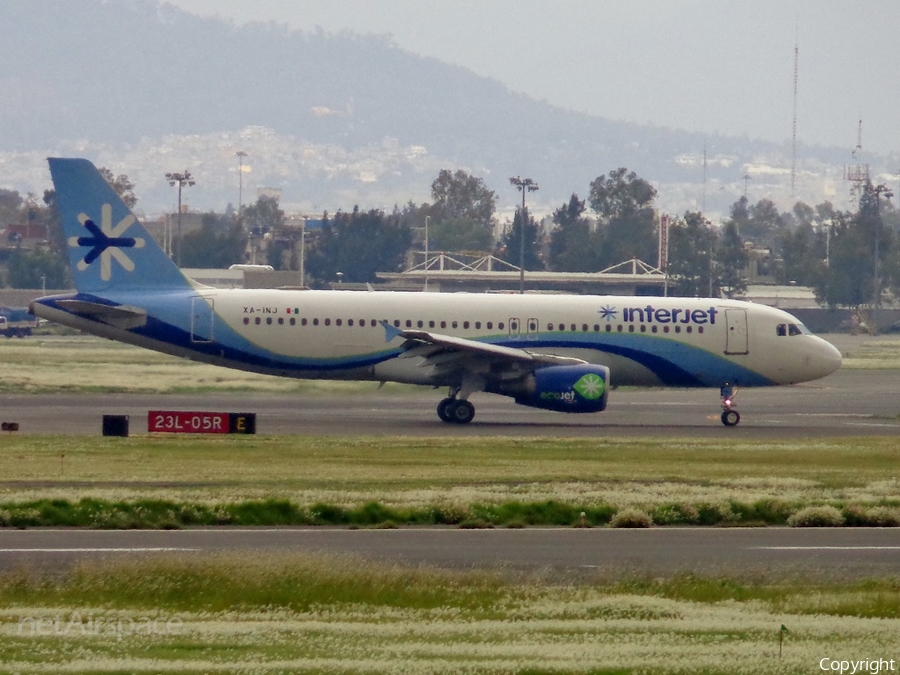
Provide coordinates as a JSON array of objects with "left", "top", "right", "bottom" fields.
[{"left": 720, "top": 384, "right": 740, "bottom": 426}]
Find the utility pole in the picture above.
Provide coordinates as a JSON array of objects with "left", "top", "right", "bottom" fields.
[
  {"left": 509, "top": 176, "right": 539, "bottom": 294},
  {"left": 236, "top": 151, "right": 247, "bottom": 217},
  {"left": 165, "top": 170, "right": 195, "bottom": 267},
  {"left": 869, "top": 182, "right": 894, "bottom": 334}
]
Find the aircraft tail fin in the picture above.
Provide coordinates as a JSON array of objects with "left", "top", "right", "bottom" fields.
[{"left": 48, "top": 158, "right": 194, "bottom": 293}]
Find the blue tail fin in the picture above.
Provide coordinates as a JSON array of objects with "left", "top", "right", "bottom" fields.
[{"left": 49, "top": 158, "right": 193, "bottom": 293}]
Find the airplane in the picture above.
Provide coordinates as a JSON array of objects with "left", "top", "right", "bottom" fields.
[{"left": 31, "top": 158, "right": 842, "bottom": 427}]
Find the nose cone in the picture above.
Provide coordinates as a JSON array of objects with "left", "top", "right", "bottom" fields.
[{"left": 811, "top": 336, "right": 843, "bottom": 379}]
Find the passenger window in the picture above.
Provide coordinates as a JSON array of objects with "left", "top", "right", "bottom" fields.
[
  {"left": 302, "top": 318, "right": 308, "bottom": 326},
  {"left": 324, "top": 318, "right": 331, "bottom": 326},
  {"left": 487, "top": 322, "right": 493, "bottom": 329},
  {"left": 463, "top": 321, "right": 470, "bottom": 329},
  {"left": 277, "top": 317, "right": 284, "bottom": 325},
  {"left": 290, "top": 317, "right": 296, "bottom": 326},
  {"left": 440, "top": 321, "right": 447, "bottom": 329},
  {"left": 429, "top": 320, "right": 435, "bottom": 328},
  {"left": 335, "top": 319, "right": 342, "bottom": 326},
  {"left": 243, "top": 317, "right": 249, "bottom": 325},
  {"left": 548, "top": 323, "right": 554, "bottom": 331},
  {"left": 266, "top": 317, "right": 273, "bottom": 325},
  {"left": 475, "top": 321, "right": 481, "bottom": 329},
  {"left": 313, "top": 318, "right": 319, "bottom": 326}
]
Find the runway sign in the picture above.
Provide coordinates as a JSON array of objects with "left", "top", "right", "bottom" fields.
[{"left": 148, "top": 411, "right": 256, "bottom": 434}]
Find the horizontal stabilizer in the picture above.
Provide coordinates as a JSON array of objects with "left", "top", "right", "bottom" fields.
[{"left": 56, "top": 300, "right": 147, "bottom": 329}]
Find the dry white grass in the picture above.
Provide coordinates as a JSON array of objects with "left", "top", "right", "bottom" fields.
[{"left": 1, "top": 594, "right": 896, "bottom": 674}]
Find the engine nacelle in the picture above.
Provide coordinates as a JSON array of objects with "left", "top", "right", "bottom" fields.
[{"left": 514, "top": 364, "right": 610, "bottom": 413}]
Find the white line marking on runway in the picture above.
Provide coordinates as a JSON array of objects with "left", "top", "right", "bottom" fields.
[
  {"left": 0, "top": 548, "right": 199, "bottom": 553},
  {"left": 751, "top": 546, "right": 900, "bottom": 551}
]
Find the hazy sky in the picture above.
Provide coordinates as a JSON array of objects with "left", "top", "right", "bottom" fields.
[{"left": 167, "top": 0, "right": 900, "bottom": 156}]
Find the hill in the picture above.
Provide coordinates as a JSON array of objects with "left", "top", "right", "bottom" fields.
[{"left": 0, "top": 0, "right": 882, "bottom": 218}]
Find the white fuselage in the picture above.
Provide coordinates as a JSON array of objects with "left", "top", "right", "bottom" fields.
[{"left": 36, "top": 289, "right": 841, "bottom": 390}]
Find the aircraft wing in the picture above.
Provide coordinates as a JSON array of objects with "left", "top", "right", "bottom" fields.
[
  {"left": 392, "top": 327, "right": 586, "bottom": 385},
  {"left": 399, "top": 329, "right": 584, "bottom": 366}
]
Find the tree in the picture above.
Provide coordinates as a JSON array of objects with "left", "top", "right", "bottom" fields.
[
  {"left": 97, "top": 167, "right": 137, "bottom": 209},
  {"left": 547, "top": 193, "right": 598, "bottom": 272},
  {"left": 718, "top": 220, "right": 749, "bottom": 298},
  {"left": 588, "top": 168, "right": 658, "bottom": 268},
  {"left": 178, "top": 212, "right": 247, "bottom": 268},
  {"left": 6, "top": 248, "right": 68, "bottom": 289},
  {"left": 667, "top": 211, "right": 719, "bottom": 297},
  {"left": 428, "top": 169, "right": 497, "bottom": 252},
  {"left": 242, "top": 195, "right": 284, "bottom": 235},
  {"left": 306, "top": 207, "right": 412, "bottom": 284},
  {"left": 496, "top": 207, "right": 543, "bottom": 271},
  {"left": 742, "top": 199, "right": 784, "bottom": 248}
]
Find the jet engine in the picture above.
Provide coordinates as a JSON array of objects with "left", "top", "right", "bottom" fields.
[{"left": 512, "top": 364, "right": 610, "bottom": 413}]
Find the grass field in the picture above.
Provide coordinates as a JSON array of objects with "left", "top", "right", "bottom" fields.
[
  {"left": 1, "top": 435, "right": 899, "bottom": 528},
  {"left": 1, "top": 552, "right": 899, "bottom": 674}
]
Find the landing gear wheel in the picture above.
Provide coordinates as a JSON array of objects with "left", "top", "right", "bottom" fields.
[
  {"left": 447, "top": 399, "right": 475, "bottom": 424},
  {"left": 721, "top": 409, "right": 741, "bottom": 427},
  {"left": 437, "top": 397, "right": 455, "bottom": 423}
]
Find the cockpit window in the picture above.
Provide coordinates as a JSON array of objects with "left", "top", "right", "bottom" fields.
[{"left": 778, "top": 323, "right": 808, "bottom": 337}]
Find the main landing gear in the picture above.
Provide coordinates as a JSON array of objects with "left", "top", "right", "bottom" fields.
[
  {"left": 720, "top": 384, "right": 740, "bottom": 427},
  {"left": 437, "top": 381, "right": 478, "bottom": 424},
  {"left": 437, "top": 396, "right": 475, "bottom": 424}
]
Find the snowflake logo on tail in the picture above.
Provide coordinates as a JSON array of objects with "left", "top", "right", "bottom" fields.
[
  {"left": 573, "top": 373, "right": 606, "bottom": 400},
  {"left": 68, "top": 204, "right": 145, "bottom": 281}
]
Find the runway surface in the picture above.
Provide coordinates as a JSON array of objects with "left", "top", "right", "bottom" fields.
[
  {"left": 0, "top": 368, "right": 897, "bottom": 437},
  {"left": 2, "top": 340, "right": 899, "bottom": 579},
  {"left": 2, "top": 527, "right": 899, "bottom": 579}
]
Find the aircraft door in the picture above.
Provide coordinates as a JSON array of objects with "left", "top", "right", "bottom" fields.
[
  {"left": 508, "top": 317, "right": 521, "bottom": 340},
  {"left": 724, "top": 308, "right": 749, "bottom": 355},
  {"left": 191, "top": 296, "right": 215, "bottom": 343}
]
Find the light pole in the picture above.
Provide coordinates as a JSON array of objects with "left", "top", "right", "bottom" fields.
[
  {"left": 165, "top": 170, "right": 195, "bottom": 267},
  {"left": 236, "top": 151, "right": 247, "bottom": 217},
  {"left": 424, "top": 215, "right": 430, "bottom": 292},
  {"left": 870, "top": 182, "right": 893, "bottom": 334},
  {"left": 509, "top": 176, "right": 538, "bottom": 294}
]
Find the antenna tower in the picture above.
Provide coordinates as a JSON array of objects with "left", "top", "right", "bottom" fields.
[
  {"left": 791, "top": 36, "right": 798, "bottom": 198},
  {"left": 843, "top": 120, "right": 869, "bottom": 202}
]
